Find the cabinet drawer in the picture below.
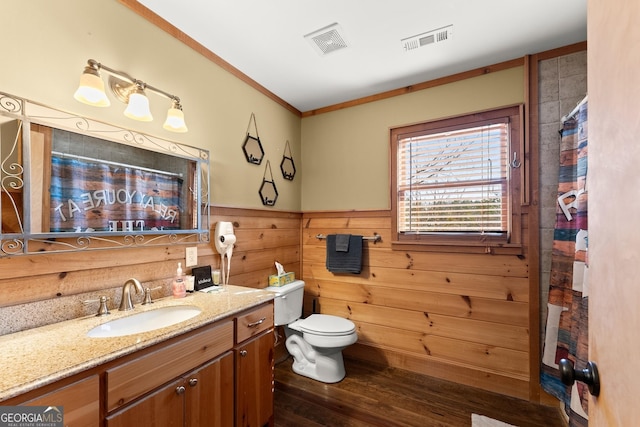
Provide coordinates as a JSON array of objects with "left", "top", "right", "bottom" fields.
[
  {"left": 106, "top": 320, "right": 233, "bottom": 412},
  {"left": 236, "top": 302, "right": 274, "bottom": 343}
]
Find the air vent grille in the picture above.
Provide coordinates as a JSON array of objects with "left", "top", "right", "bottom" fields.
[
  {"left": 305, "top": 23, "right": 349, "bottom": 56},
  {"left": 401, "top": 25, "right": 453, "bottom": 52}
]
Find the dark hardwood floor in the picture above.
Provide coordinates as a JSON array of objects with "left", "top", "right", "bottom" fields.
[{"left": 274, "top": 357, "right": 566, "bottom": 427}]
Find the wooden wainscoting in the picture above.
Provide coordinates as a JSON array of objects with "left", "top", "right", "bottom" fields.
[
  {"left": 205, "top": 207, "right": 302, "bottom": 287},
  {"left": 1, "top": 205, "right": 536, "bottom": 402},
  {"left": 302, "top": 210, "right": 532, "bottom": 400},
  {"left": 0, "top": 207, "right": 301, "bottom": 310}
]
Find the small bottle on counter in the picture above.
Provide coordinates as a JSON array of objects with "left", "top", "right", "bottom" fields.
[
  {"left": 172, "top": 262, "right": 186, "bottom": 298},
  {"left": 185, "top": 275, "right": 195, "bottom": 293}
]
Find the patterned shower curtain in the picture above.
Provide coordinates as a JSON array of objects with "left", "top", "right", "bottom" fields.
[{"left": 541, "top": 100, "right": 589, "bottom": 427}]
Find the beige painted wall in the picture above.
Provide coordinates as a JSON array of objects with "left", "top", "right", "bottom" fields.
[
  {"left": 0, "top": 0, "right": 301, "bottom": 211},
  {"left": 1, "top": 1, "right": 526, "bottom": 214},
  {"left": 300, "top": 67, "right": 525, "bottom": 210}
]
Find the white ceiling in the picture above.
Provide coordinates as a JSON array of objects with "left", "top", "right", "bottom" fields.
[{"left": 138, "top": 0, "right": 587, "bottom": 113}]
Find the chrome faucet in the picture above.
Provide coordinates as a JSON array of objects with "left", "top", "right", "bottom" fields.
[{"left": 119, "top": 278, "right": 144, "bottom": 311}]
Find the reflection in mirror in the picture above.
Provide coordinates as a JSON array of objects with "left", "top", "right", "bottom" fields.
[
  {"left": 0, "top": 91, "right": 209, "bottom": 256},
  {"left": 42, "top": 126, "right": 193, "bottom": 233}
]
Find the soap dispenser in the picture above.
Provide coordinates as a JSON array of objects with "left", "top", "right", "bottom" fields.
[{"left": 172, "top": 262, "right": 186, "bottom": 298}]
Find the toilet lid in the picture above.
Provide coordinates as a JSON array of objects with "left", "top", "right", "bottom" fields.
[{"left": 298, "top": 314, "right": 356, "bottom": 336}]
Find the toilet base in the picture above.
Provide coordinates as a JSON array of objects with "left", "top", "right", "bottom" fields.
[
  {"left": 285, "top": 334, "right": 349, "bottom": 383},
  {"left": 291, "top": 350, "right": 346, "bottom": 383}
]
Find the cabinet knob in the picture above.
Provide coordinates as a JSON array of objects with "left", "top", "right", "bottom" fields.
[
  {"left": 189, "top": 378, "right": 198, "bottom": 387},
  {"left": 240, "top": 350, "right": 248, "bottom": 357},
  {"left": 175, "top": 385, "right": 186, "bottom": 395}
]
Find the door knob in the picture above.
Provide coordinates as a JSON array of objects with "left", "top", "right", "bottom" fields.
[
  {"left": 240, "top": 350, "right": 248, "bottom": 357},
  {"left": 559, "top": 359, "right": 600, "bottom": 397},
  {"left": 175, "top": 385, "right": 186, "bottom": 395}
]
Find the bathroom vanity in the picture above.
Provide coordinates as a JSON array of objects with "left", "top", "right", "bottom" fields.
[{"left": 0, "top": 286, "right": 275, "bottom": 427}]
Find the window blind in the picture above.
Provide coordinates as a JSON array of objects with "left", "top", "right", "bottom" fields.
[{"left": 397, "top": 121, "right": 510, "bottom": 234}]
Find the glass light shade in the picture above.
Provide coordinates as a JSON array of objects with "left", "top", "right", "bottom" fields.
[
  {"left": 163, "top": 107, "right": 188, "bottom": 133},
  {"left": 123, "top": 91, "right": 153, "bottom": 121},
  {"left": 74, "top": 71, "right": 110, "bottom": 107}
]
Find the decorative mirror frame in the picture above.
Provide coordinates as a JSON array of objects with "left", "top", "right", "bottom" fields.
[{"left": 0, "top": 91, "right": 210, "bottom": 256}]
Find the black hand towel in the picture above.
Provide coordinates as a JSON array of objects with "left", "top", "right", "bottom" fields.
[
  {"left": 326, "top": 234, "right": 363, "bottom": 274},
  {"left": 335, "top": 234, "right": 351, "bottom": 252}
]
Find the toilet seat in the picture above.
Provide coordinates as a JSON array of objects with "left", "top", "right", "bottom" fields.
[{"left": 296, "top": 314, "right": 356, "bottom": 336}]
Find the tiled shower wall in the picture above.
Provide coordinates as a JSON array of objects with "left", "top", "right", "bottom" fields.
[{"left": 538, "top": 51, "right": 587, "bottom": 344}]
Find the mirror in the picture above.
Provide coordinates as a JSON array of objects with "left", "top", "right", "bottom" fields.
[
  {"left": 259, "top": 179, "right": 278, "bottom": 206},
  {"left": 242, "top": 135, "right": 264, "bottom": 165},
  {"left": 280, "top": 140, "right": 296, "bottom": 181},
  {"left": 280, "top": 156, "right": 296, "bottom": 181},
  {"left": 0, "top": 91, "right": 209, "bottom": 255}
]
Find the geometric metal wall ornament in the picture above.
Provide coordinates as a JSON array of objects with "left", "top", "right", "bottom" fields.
[
  {"left": 280, "top": 140, "right": 296, "bottom": 180},
  {"left": 259, "top": 160, "right": 278, "bottom": 207},
  {"left": 242, "top": 113, "right": 264, "bottom": 165}
]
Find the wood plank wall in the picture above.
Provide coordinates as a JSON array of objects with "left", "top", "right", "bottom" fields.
[
  {"left": 206, "top": 207, "right": 302, "bottom": 287},
  {"left": 0, "top": 207, "right": 301, "bottom": 310},
  {"left": 0, "top": 205, "right": 532, "bottom": 400},
  {"left": 302, "top": 210, "right": 532, "bottom": 400}
]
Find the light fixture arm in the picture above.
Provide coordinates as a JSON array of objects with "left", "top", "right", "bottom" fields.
[{"left": 86, "top": 59, "right": 181, "bottom": 105}]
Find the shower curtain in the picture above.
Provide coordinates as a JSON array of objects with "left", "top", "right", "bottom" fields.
[{"left": 541, "top": 99, "right": 589, "bottom": 427}]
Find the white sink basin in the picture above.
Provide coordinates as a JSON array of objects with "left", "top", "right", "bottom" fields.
[{"left": 87, "top": 305, "right": 202, "bottom": 338}]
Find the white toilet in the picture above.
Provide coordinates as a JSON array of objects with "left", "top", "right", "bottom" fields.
[{"left": 265, "top": 280, "right": 357, "bottom": 383}]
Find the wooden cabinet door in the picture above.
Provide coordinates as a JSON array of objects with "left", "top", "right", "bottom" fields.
[
  {"left": 106, "top": 377, "right": 184, "bottom": 427},
  {"left": 18, "top": 375, "right": 99, "bottom": 427},
  {"left": 235, "top": 330, "right": 274, "bottom": 427},
  {"left": 185, "top": 352, "right": 234, "bottom": 427},
  {"left": 107, "top": 353, "right": 235, "bottom": 427}
]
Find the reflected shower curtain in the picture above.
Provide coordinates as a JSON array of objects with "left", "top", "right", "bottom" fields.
[
  {"left": 541, "top": 100, "right": 589, "bottom": 427},
  {"left": 50, "top": 156, "right": 183, "bottom": 232}
]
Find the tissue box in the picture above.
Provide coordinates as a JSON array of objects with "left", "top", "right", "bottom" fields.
[{"left": 268, "top": 272, "right": 295, "bottom": 287}]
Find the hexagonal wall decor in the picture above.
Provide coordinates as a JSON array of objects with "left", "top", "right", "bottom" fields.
[
  {"left": 243, "top": 134, "right": 264, "bottom": 165},
  {"left": 280, "top": 156, "right": 295, "bottom": 180},
  {"left": 280, "top": 140, "right": 296, "bottom": 180},
  {"left": 243, "top": 113, "right": 264, "bottom": 165},
  {"left": 259, "top": 160, "right": 278, "bottom": 206},
  {"left": 259, "top": 179, "right": 278, "bottom": 206}
]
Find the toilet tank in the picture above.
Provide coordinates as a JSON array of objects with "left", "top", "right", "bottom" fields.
[{"left": 265, "top": 280, "right": 305, "bottom": 326}]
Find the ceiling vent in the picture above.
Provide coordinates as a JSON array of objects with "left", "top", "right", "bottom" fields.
[
  {"left": 304, "top": 23, "right": 349, "bottom": 56},
  {"left": 401, "top": 25, "right": 453, "bottom": 52}
]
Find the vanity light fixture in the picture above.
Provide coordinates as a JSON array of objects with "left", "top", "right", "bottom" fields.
[
  {"left": 74, "top": 59, "right": 188, "bottom": 133},
  {"left": 73, "top": 64, "right": 111, "bottom": 107},
  {"left": 123, "top": 83, "right": 153, "bottom": 122},
  {"left": 163, "top": 99, "right": 188, "bottom": 133}
]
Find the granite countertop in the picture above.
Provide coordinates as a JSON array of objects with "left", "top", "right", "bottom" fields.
[{"left": 0, "top": 285, "right": 274, "bottom": 402}]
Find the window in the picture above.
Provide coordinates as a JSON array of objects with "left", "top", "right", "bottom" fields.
[{"left": 391, "top": 106, "right": 523, "bottom": 250}]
